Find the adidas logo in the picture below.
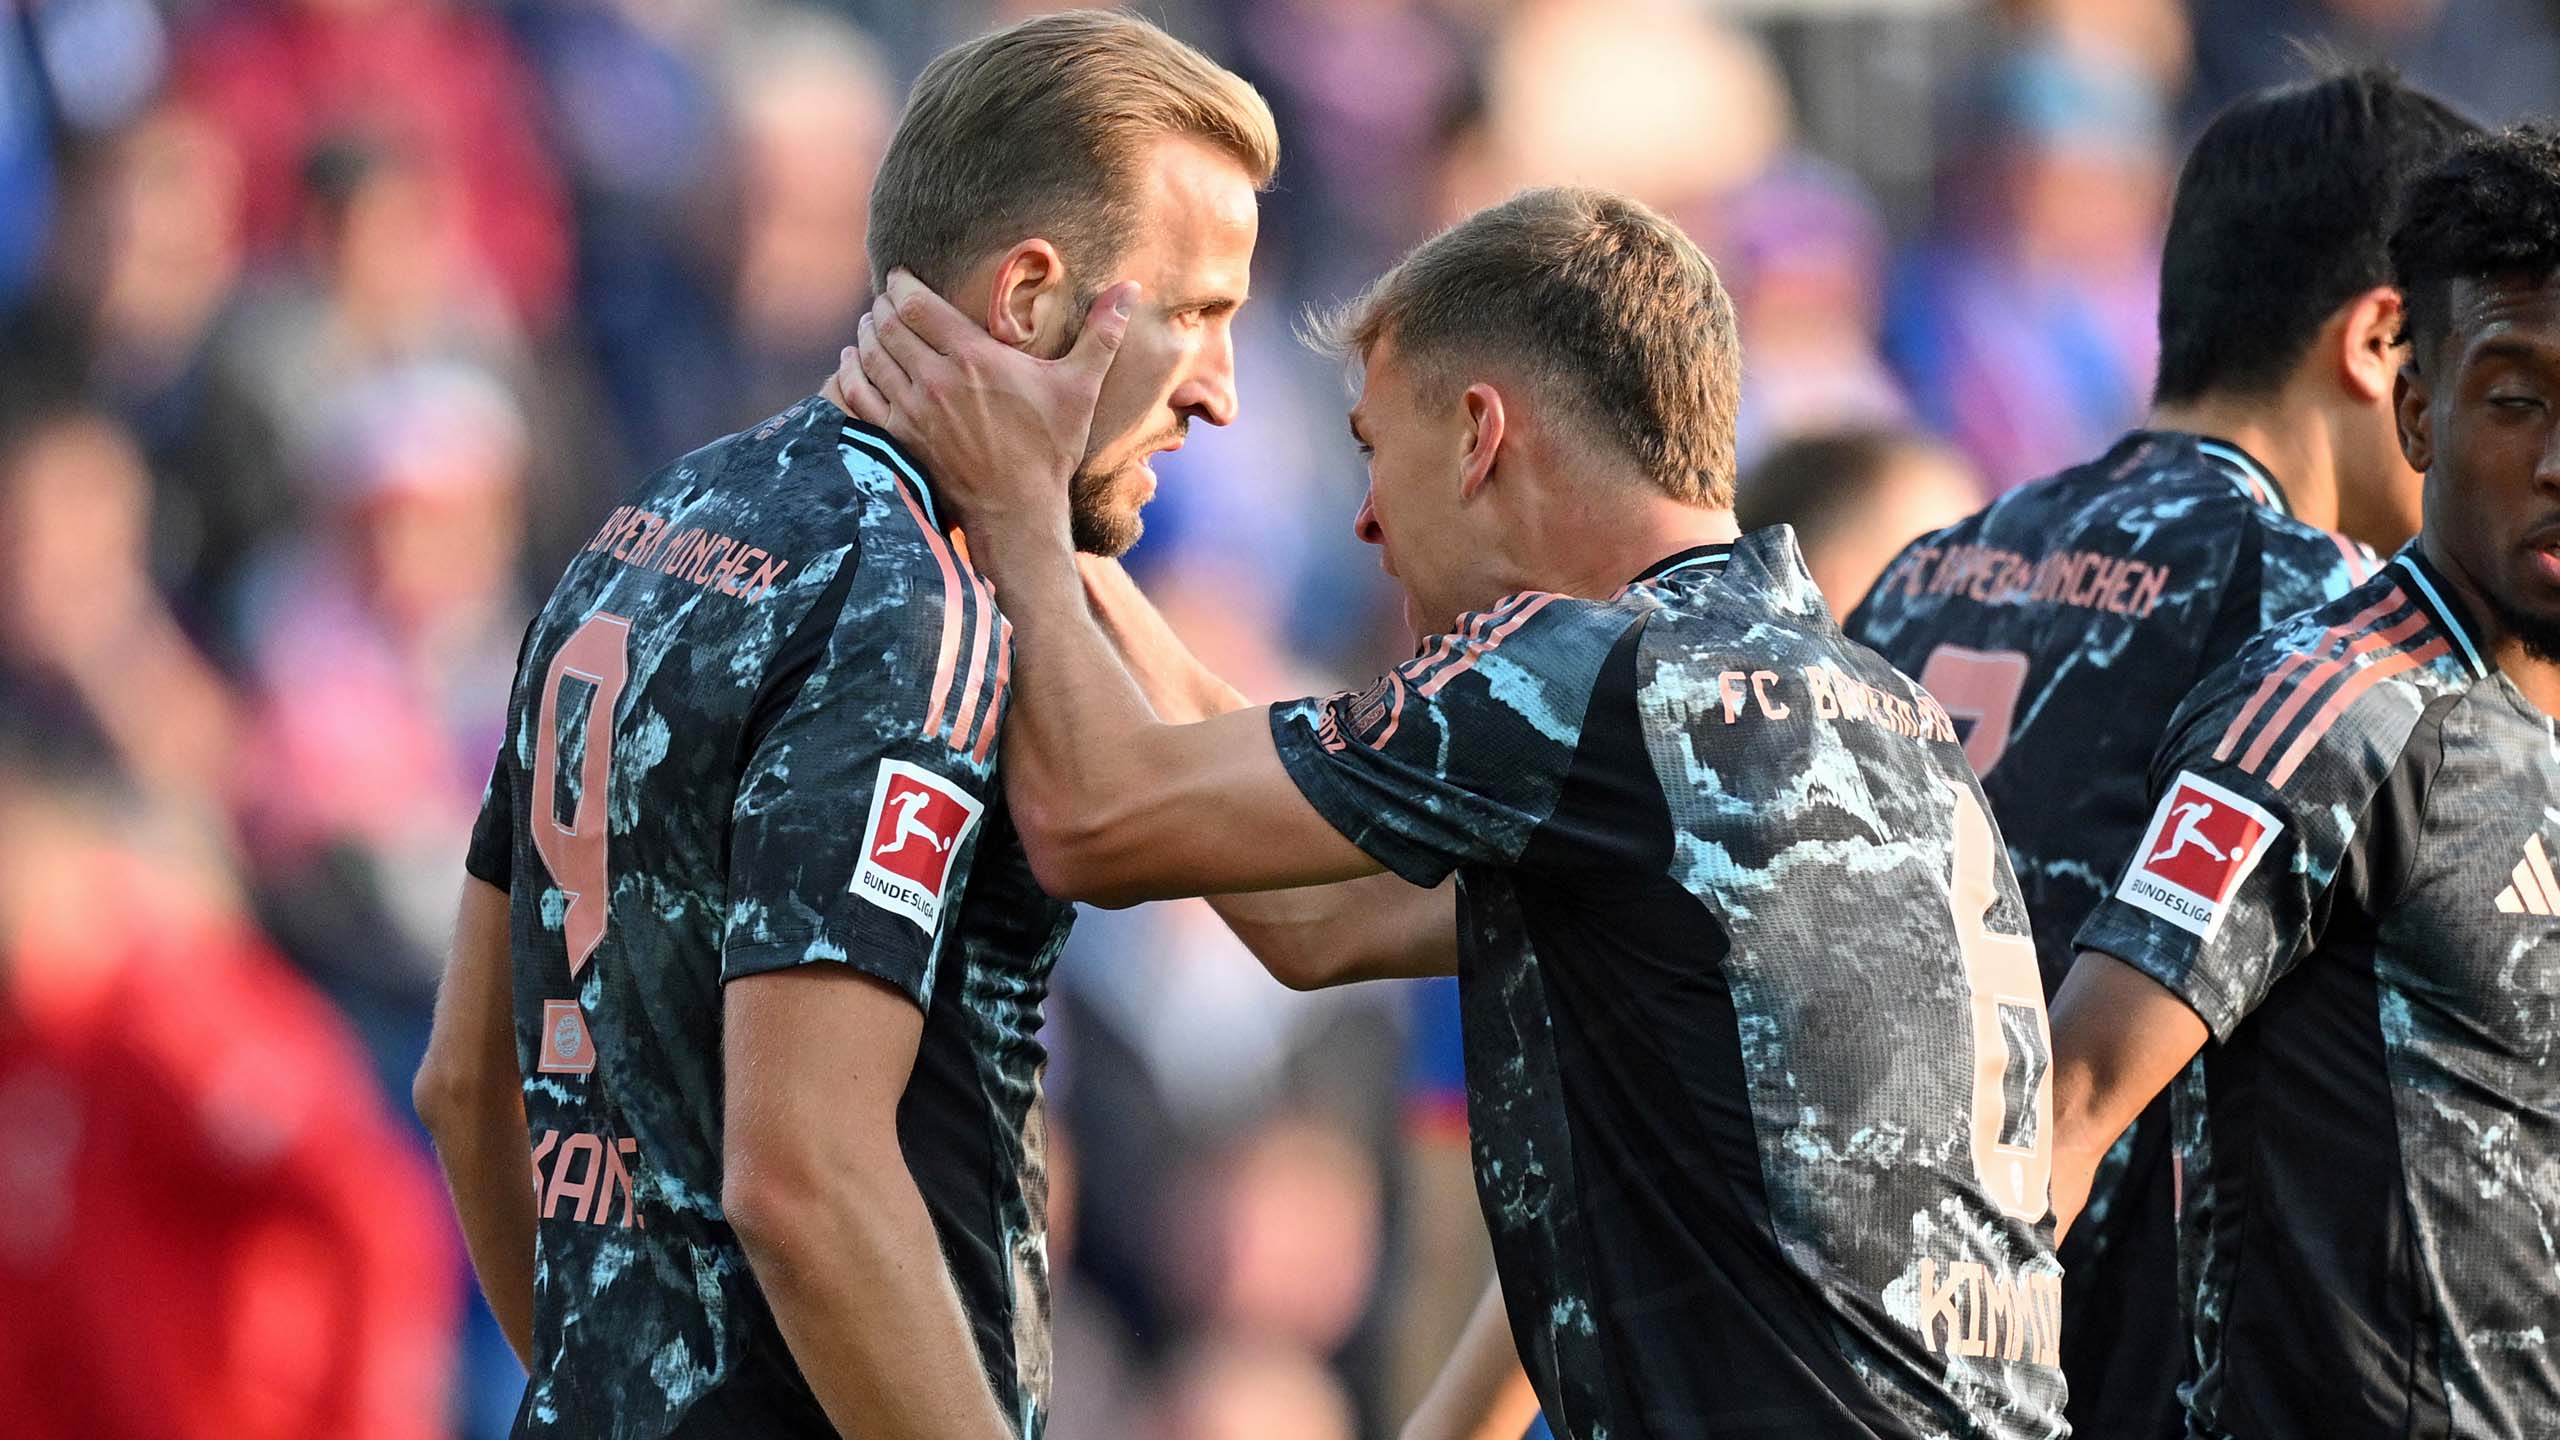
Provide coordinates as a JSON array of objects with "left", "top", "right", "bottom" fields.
[{"left": 2497, "top": 834, "right": 2560, "bottom": 916}]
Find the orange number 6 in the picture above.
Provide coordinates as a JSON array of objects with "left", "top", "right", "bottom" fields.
[{"left": 1947, "top": 780, "right": 2052, "bottom": 1221}]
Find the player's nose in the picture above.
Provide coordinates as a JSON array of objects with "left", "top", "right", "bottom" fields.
[
  {"left": 1171, "top": 332, "right": 1238, "bottom": 428},
  {"left": 1352, "top": 488, "right": 1384, "bottom": 548}
]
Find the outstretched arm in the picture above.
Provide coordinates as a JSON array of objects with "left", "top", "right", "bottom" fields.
[
  {"left": 2045, "top": 949, "right": 2209, "bottom": 1240},
  {"left": 1076, "top": 555, "right": 1457, "bottom": 985},
  {"left": 844, "top": 273, "right": 1386, "bottom": 907}
]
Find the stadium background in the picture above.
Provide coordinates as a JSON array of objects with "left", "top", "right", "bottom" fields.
[{"left": 0, "top": 0, "right": 2554, "bottom": 1435}]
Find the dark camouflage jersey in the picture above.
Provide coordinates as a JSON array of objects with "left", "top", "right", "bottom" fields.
[
  {"left": 1845, "top": 431, "right": 2376, "bottom": 1438},
  {"left": 2078, "top": 548, "right": 2560, "bottom": 1439},
  {"left": 465, "top": 400, "right": 1069, "bottom": 1438},
  {"left": 1271, "top": 529, "right": 2070, "bottom": 1440}
]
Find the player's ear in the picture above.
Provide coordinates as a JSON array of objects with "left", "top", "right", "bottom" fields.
[
  {"left": 2338, "top": 286, "right": 2403, "bottom": 406},
  {"left": 1458, "top": 382, "right": 1507, "bottom": 502},
  {"left": 985, "top": 240, "right": 1070, "bottom": 353},
  {"left": 2395, "top": 358, "right": 2435, "bottom": 475}
]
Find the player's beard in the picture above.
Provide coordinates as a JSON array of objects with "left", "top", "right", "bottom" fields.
[
  {"left": 1069, "top": 459, "right": 1145, "bottom": 558},
  {"left": 2487, "top": 585, "right": 2560, "bottom": 665}
]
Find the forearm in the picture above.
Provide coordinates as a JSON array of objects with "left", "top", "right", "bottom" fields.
[
  {"left": 2046, "top": 949, "right": 2209, "bottom": 1239},
  {"left": 1210, "top": 873, "right": 1458, "bottom": 989},
  {"left": 979, "top": 530, "right": 1193, "bottom": 843},
  {"left": 1080, "top": 558, "right": 1251, "bottom": 724},
  {"left": 1402, "top": 1279, "right": 1542, "bottom": 1440},
  {"left": 735, "top": 1169, "right": 1012, "bottom": 1440},
  {"left": 426, "top": 1090, "right": 538, "bottom": 1366}
]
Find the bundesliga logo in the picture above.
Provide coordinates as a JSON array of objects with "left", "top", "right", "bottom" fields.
[
  {"left": 852, "top": 760, "right": 985, "bottom": 933},
  {"left": 2117, "top": 772, "right": 2283, "bottom": 939}
]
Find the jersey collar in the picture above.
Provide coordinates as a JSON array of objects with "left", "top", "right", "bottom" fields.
[
  {"left": 839, "top": 416, "right": 945, "bottom": 529},
  {"left": 2187, "top": 434, "right": 2290, "bottom": 517},
  {"left": 1630, "top": 542, "right": 1737, "bottom": 585},
  {"left": 2390, "top": 546, "right": 2494, "bottom": 680}
]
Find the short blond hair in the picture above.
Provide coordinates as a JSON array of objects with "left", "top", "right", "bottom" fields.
[
  {"left": 867, "top": 10, "right": 1279, "bottom": 296},
  {"left": 1309, "top": 186, "right": 1742, "bottom": 507}
]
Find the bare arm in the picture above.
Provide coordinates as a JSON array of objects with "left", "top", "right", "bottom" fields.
[
  {"left": 413, "top": 875, "right": 536, "bottom": 1367},
  {"left": 841, "top": 279, "right": 1385, "bottom": 906},
  {"left": 722, "top": 967, "right": 1012, "bottom": 1440},
  {"left": 1079, "top": 555, "right": 1459, "bottom": 985},
  {"left": 1400, "top": 1279, "right": 1543, "bottom": 1440},
  {"left": 2046, "top": 948, "right": 2211, "bottom": 1240}
]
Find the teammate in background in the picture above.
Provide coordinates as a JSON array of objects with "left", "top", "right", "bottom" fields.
[
  {"left": 410, "top": 13, "right": 1275, "bottom": 1438},
  {"left": 2049, "top": 123, "right": 2560, "bottom": 1439},
  {"left": 845, "top": 186, "right": 2068, "bottom": 1439},
  {"left": 1736, "top": 427, "right": 1985, "bottom": 613},
  {"left": 1843, "top": 68, "right": 2476, "bottom": 1437}
]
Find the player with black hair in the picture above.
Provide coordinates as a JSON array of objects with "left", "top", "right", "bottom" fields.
[
  {"left": 2050, "top": 122, "right": 2560, "bottom": 1439},
  {"left": 1846, "top": 66, "right": 2476, "bottom": 1437}
]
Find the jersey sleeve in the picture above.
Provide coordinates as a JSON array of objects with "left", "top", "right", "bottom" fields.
[
  {"left": 464, "top": 747, "right": 514, "bottom": 889},
  {"left": 1267, "top": 592, "right": 1642, "bottom": 887},
  {"left": 719, "top": 540, "right": 1005, "bottom": 1008},
  {"left": 2073, "top": 639, "right": 2436, "bottom": 1040}
]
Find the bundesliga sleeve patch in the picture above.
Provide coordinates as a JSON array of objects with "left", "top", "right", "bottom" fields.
[
  {"left": 852, "top": 759, "right": 985, "bottom": 934},
  {"left": 2117, "top": 771, "right": 2283, "bottom": 939}
]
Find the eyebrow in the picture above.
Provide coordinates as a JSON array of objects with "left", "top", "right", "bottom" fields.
[{"left": 2473, "top": 337, "right": 2560, "bottom": 367}]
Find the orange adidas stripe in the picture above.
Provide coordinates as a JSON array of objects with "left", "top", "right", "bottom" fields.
[
  {"left": 894, "top": 479, "right": 968, "bottom": 737},
  {"left": 2214, "top": 591, "right": 2406, "bottom": 762},
  {"left": 950, "top": 561, "right": 998, "bottom": 750},
  {"left": 2266, "top": 637, "right": 2449, "bottom": 787},
  {"left": 2239, "top": 601, "right": 2426, "bottom": 774},
  {"left": 1418, "top": 592, "right": 1564, "bottom": 698},
  {"left": 971, "top": 618, "right": 1011, "bottom": 764}
]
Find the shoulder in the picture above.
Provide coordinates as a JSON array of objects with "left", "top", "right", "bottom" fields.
[
  {"left": 2247, "top": 511, "right": 2382, "bottom": 613},
  {"left": 1394, "top": 589, "right": 1650, "bottom": 699},
  {"left": 2174, "top": 562, "right": 2484, "bottom": 797}
]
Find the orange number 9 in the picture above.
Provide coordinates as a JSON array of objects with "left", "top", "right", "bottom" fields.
[{"left": 531, "top": 613, "right": 632, "bottom": 977}]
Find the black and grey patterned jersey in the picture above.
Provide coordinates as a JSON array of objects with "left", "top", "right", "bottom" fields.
[
  {"left": 1845, "top": 430, "right": 2376, "bottom": 1437},
  {"left": 1270, "top": 529, "right": 2070, "bottom": 1440},
  {"left": 465, "top": 400, "right": 1069, "bottom": 1439},
  {"left": 2077, "top": 549, "right": 2560, "bottom": 1439}
]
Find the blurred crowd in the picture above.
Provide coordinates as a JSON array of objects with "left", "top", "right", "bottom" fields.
[{"left": 1, "top": 0, "right": 2555, "bottom": 1436}]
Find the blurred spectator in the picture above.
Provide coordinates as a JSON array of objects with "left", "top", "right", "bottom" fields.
[
  {"left": 1715, "top": 157, "right": 1913, "bottom": 469},
  {"left": 174, "top": 0, "right": 572, "bottom": 330},
  {"left": 1886, "top": 38, "right": 2171, "bottom": 491},
  {"left": 561, "top": 3, "right": 895, "bottom": 476},
  {"left": 1737, "top": 427, "right": 1988, "bottom": 613},
  {"left": 2186, "top": 0, "right": 2560, "bottom": 129},
  {"left": 0, "top": 746, "right": 457, "bottom": 1439},
  {"left": 232, "top": 363, "right": 528, "bottom": 1082},
  {"left": 0, "top": 407, "right": 242, "bottom": 825},
  {"left": 0, "top": 102, "right": 294, "bottom": 640}
]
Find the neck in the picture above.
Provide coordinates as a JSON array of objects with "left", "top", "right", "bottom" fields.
[
  {"left": 2417, "top": 530, "right": 2560, "bottom": 717},
  {"left": 1527, "top": 486, "right": 1743, "bottom": 600},
  {"left": 2147, "top": 391, "right": 2340, "bottom": 532}
]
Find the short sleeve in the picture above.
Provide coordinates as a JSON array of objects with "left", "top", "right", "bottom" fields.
[
  {"left": 1268, "top": 591, "right": 1640, "bottom": 887},
  {"left": 2074, "top": 644, "right": 2435, "bottom": 1040},
  {"left": 464, "top": 746, "right": 514, "bottom": 889},
  {"left": 720, "top": 538, "right": 1006, "bottom": 1009}
]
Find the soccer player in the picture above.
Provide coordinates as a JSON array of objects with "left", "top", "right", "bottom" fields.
[
  {"left": 2048, "top": 123, "right": 2560, "bottom": 1438},
  {"left": 408, "top": 14, "right": 1276, "bottom": 1438},
  {"left": 1844, "top": 68, "right": 2476, "bottom": 1436},
  {"left": 845, "top": 186, "right": 2068, "bottom": 1438}
]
